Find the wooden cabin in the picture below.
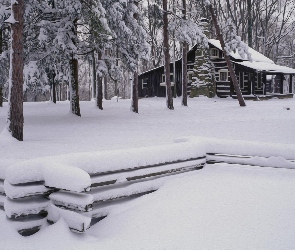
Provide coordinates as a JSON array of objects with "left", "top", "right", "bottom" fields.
[{"left": 139, "top": 39, "right": 295, "bottom": 100}]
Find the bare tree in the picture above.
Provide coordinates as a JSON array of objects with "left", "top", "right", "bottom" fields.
[
  {"left": 163, "top": 0, "right": 174, "bottom": 109},
  {"left": 208, "top": 3, "right": 246, "bottom": 107},
  {"left": 182, "top": 0, "right": 188, "bottom": 106}
]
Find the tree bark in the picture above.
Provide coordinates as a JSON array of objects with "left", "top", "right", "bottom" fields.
[
  {"left": 0, "top": 28, "right": 3, "bottom": 107},
  {"left": 132, "top": 71, "right": 139, "bottom": 113},
  {"left": 208, "top": 4, "right": 246, "bottom": 107},
  {"left": 96, "top": 51, "right": 103, "bottom": 110},
  {"left": 92, "top": 50, "right": 96, "bottom": 100},
  {"left": 52, "top": 72, "right": 56, "bottom": 104},
  {"left": 7, "top": 0, "right": 25, "bottom": 140},
  {"left": 182, "top": 0, "right": 188, "bottom": 106},
  {"left": 131, "top": 0, "right": 139, "bottom": 113},
  {"left": 163, "top": 0, "right": 174, "bottom": 110},
  {"left": 0, "top": 85, "right": 2, "bottom": 107},
  {"left": 247, "top": 0, "right": 252, "bottom": 47},
  {"left": 70, "top": 57, "right": 81, "bottom": 116},
  {"left": 104, "top": 77, "right": 108, "bottom": 100},
  {"left": 69, "top": 19, "right": 81, "bottom": 116}
]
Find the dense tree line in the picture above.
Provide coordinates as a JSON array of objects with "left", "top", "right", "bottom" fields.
[{"left": 1, "top": 0, "right": 294, "bottom": 140}]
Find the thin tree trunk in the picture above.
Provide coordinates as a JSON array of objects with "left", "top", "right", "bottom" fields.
[
  {"left": 182, "top": 0, "right": 188, "bottom": 106},
  {"left": 52, "top": 73, "right": 56, "bottom": 104},
  {"left": 96, "top": 51, "right": 103, "bottom": 110},
  {"left": 92, "top": 50, "right": 96, "bottom": 100},
  {"left": 132, "top": 71, "right": 139, "bottom": 113},
  {"left": 70, "top": 57, "right": 81, "bottom": 116},
  {"left": 247, "top": 0, "right": 252, "bottom": 47},
  {"left": 163, "top": 0, "right": 174, "bottom": 110},
  {"left": 0, "top": 28, "right": 3, "bottom": 107},
  {"left": 131, "top": 0, "right": 139, "bottom": 113},
  {"left": 7, "top": 0, "right": 25, "bottom": 140},
  {"left": 104, "top": 77, "right": 107, "bottom": 100},
  {"left": 208, "top": 4, "right": 246, "bottom": 107},
  {"left": 69, "top": 19, "right": 81, "bottom": 116},
  {"left": 0, "top": 85, "right": 2, "bottom": 107}
]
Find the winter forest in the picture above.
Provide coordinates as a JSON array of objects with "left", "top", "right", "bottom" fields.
[{"left": 1, "top": 0, "right": 295, "bottom": 140}]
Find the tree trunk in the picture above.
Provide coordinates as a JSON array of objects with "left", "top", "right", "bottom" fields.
[
  {"left": 132, "top": 71, "right": 139, "bottom": 113},
  {"left": 70, "top": 57, "right": 81, "bottom": 116},
  {"left": 0, "top": 28, "right": 3, "bottom": 107},
  {"left": 52, "top": 73, "right": 56, "bottom": 104},
  {"left": 247, "top": 0, "right": 252, "bottom": 47},
  {"left": 104, "top": 77, "right": 108, "bottom": 100},
  {"left": 96, "top": 51, "right": 103, "bottom": 110},
  {"left": 208, "top": 4, "right": 246, "bottom": 107},
  {"left": 163, "top": 0, "right": 174, "bottom": 110},
  {"left": 0, "top": 85, "right": 2, "bottom": 107},
  {"left": 182, "top": 0, "right": 188, "bottom": 106},
  {"left": 131, "top": 0, "right": 139, "bottom": 113},
  {"left": 7, "top": 0, "right": 25, "bottom": 140},
  {"left": 92, "top": 50, "right": 96, "bottom": 100}
]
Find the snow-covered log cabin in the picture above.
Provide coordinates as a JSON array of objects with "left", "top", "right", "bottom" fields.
[{"left": 139, "top": 22, "right": 295, "bottom": 100}]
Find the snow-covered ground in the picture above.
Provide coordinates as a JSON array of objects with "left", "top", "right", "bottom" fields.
[{"left": 1, "top": 97, "right": 295, "bottom": 249}]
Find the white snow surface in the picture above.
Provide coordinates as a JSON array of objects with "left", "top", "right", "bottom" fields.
[
  {"left": 4, "top": 180, "right": 50, "bottom": 199},
  {"left": 50, "top": 191, "right": 93, "bottom": 208},
  {"left": 4, "top": 196, "right": 49, "bottom": 218},
  {"left": 1, "top": 98, "right": 295, "bottom": 249},
  {"left": 42, "top": 164, "right": 91, "bottom": 192},
  {"left": 47, "top": 204, "right": 91, "bottom": 232},
  {"left": 1, "top": 165, "right": 295, "bottom": 249}
]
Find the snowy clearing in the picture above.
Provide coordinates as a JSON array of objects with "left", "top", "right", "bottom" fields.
[{"left": 1, "top": 97, "right": 295, "bottom": 249}]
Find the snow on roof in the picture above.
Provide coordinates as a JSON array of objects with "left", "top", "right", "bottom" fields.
[
  {"left": 235, "top": 61, "right": 295, "bottom": 74},
  {"left": 209, "top": 39, "right": 274, "bottom": 64}
]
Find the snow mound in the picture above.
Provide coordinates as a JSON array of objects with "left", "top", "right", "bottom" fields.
[
  {"left": 48, "top": 204, "right": 91, "bottom": 232},
  {"left": 43, "top": 164, "right": 91, "bottom": 192}
]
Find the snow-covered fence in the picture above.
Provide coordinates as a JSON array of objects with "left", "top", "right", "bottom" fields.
[
  {"left": 3, "top": 142, "right": 206, "bottom": 236},
  {"left": 0, "top": 179, "right": 4, "bottom": 210},
  {"left": 4, "top": 138, "right": 295, "bottom": 236},
  {"left": 203, "top": 138, "right": 295, "bottom": 169}
]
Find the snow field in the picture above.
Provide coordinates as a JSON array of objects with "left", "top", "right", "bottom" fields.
[{"left": 1, "top": 98, "right": 295, "bottom": 248}]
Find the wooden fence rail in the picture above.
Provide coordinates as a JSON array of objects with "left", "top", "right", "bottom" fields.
[{"left": 3, "top": 144, "right": 295, "bottom": 236}]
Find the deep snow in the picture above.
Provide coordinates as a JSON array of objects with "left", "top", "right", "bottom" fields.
[
  {"left": 1, "top": 165, "right": 295, "bottom": 249},
  {"left": 1, "top": 97, "right": 295, "bottom": 249}
]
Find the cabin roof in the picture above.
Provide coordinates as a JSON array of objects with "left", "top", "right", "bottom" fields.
[
  {"left": 235, "top": 61, "right": 295, "bottom": 74},
  {"left": 208, "top": 39, "right": 274, "bottom": 64},
  {"left": 140, "top": 39, "right": 295, "bottom": 76}
]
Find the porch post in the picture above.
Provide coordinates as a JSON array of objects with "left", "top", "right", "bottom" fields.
[{"left": 289, "top": 75, "right": 293, "bottom": 94}]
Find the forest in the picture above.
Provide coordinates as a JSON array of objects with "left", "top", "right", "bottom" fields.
[{"left": 0, "top": 0, "right": 294, "bottom": 140}]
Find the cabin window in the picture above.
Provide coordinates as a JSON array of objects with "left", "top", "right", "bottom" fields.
[
  {"left": 257, "top": 73, "right": 262, "bottom": 89},
  {"left": 239, "top": 72, "right": 244, "bottom": 88},
  {"left": 196, "top": 50, "right": 203, "bottom": 57},
  {"left": 219, "top": 70, "right": 228, "bottom": 81},
  {"left": 161, "top": 73, "right": 174, "bottom": 86},
  {"left": 211, "top": 48, "right": 219, "bottom": 58},
  {"left": 142, "top": 78, "right": 148, "bottom": 89},
  {"left": 162, "top": 74, "right": 174, "bottom": 82}
]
